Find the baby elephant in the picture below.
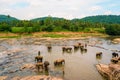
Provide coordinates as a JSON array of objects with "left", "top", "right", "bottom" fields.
[
  {"left": 112, "top": 52, "right": 119, "bottom": 57},
  {"left": 96, "top": 52, "right": 102, "bottom": 56},
  {"left": 44, "top": 61, "right": 50, "bottom": 71},
  {"left": 54, "top": 59, "right": 65, "bottom": 66}
]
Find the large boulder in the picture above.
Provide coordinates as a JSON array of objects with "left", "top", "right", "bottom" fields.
[
  {"left": 0, "top": 76, "right": 7, "bottom": 80},
  {"left": 112, "top": 38, "right": 120, "bottom": 44},
  {"left": 96, "top": 63, "right": 120, "bottom": 80},
  {"left": 20, "top": 64, "right": 35, "bottom": 71}
]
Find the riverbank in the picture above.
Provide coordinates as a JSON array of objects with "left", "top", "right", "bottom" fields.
[{"left": 0, "top": 32, "right": 108, "bottom": 39}]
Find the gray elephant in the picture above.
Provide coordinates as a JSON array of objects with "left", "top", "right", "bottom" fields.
[
  {"left": 54, "top": 59, "right": 65, "bottom": 66},
  {"left": 44, "top": 61, "right": 50, "bottom": 71},
  {"left": 112, "top": 52, "right": 119, "bottom": 57},
  {"left": 96, "top": 52, "right": 102, "bottom": 56}
]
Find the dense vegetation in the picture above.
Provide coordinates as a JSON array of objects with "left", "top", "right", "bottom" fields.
[
  {"left": 0, "top": 15, "right": 19, "bottom": 22},
  {"left": 0, "top": 15, "right": 120, "bottom": 36},
  {"left": 79, "top": 15, "right": 120, "bottom": 24}
]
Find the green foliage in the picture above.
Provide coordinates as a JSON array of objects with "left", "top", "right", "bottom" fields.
[
  {"left": 11, "top": 27, "right": 25, "bottom": 33},
  {"left": 11, "top": 27, "right": 33, "bottom": 33},
  {"left": 0, "top": 36, "right": 20, "bottom": 38},
  {"left": 0, "top": 15, "right": 19, "bottom": 22},
  {"left": 79, "top": 15, "right": 120, "bottom": 24},
  {"left": 0, "top": 22, "right": 11, "bottom": 31},
  {"left": 105, "top": 24, "right": 120, "bottom": 35},
  {"left": 0, "top": 15, "right": 120, "bottom": 36}
]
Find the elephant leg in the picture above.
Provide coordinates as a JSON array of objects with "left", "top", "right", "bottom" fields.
[{"left": 37, "top": 66, "right": 40, "bottom": 71}]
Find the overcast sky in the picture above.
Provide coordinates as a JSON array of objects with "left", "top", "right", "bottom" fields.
[{"left": 0, "top": 0, "right": 120, "bottom": 20}]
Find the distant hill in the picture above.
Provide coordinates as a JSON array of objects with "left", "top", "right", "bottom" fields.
[
  {"left": 73, "top": 15, "right": 120, "bottom": 24},
  {"left": 0, "top": 15, "right": 120, "bottom": 24},
  {"left": 31, "top": 17, "right": 65, "bottom": 21},
  {"left": 0, "top": 15, "right": 19, "bottom": 22}
]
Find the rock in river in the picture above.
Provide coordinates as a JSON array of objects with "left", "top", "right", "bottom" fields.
[{"left": 96, "top": 63, "right": 120, "bottom": 80}]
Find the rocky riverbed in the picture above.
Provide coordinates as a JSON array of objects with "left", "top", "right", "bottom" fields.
[{"left": 0, "top": 36, "right": 120, "bottom": 80}]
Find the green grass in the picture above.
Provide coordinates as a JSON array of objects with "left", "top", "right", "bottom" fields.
[
  {"left": 0, "top": 36, "right": 20, "bottom": 38},
  {"left": 42, "top": 33, "right": 68, "bottom": 38},
  {"left": 11, "top": 27, "right": 33, "bottom": 33},
  {"left": 11, "top": 27, "right": 24, "bottom": 33}
]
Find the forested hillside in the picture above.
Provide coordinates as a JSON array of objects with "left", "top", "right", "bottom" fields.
[
  {"left": 79, "top": 15, "right": 120, "bottom": 24},
  {"left": 0, "top": 15, "right": 120, "bottom": 35},
  {"left": 0, "top": 15, "right": 19, "bottom": 22},
  {"left": 31, "top": 17, "right": 65, "bottom": 22}
]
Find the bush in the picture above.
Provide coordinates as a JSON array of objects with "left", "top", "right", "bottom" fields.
[
  {"left": 11, "top": 27, "right": 33, "bottom": 33},
  {"left": 105, "top": 24, "right": 120, "bottom": 35},
  {"left": 11, "top": 27, "right": 24, "bottom": 33}
]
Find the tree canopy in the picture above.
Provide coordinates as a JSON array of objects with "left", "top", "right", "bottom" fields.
[{"left": 0, "top": 15, "right": 120, "bottom": 36}]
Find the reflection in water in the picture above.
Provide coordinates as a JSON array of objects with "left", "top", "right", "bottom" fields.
[
  {"left": 0, "top": 37, "right": 120, "bottom": 80},
  {"left": 48, "top": 48, "right": 52, "bottom": 53},
  {"left": 50, "top": 65, "right": 65, "bottom": 78},
  {"left": 96, "top": 55, "right": 102, "bottom": 60},
  {"left": 80, "top": 48, "right": 87, "bottom": 54}
]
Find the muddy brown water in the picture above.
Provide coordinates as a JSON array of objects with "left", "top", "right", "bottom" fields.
[{"left": 0, "top": 37, "right": 120, "bottom": 80}]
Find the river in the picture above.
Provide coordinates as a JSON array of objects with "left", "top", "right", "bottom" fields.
[{"left": 0, "top": 37, "right": 120, "bottom": 80}]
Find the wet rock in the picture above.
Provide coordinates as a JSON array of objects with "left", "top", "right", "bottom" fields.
[
  {"left": 11, "top": 75, "right": 63, "bottom": 80},
  {"left": 96, "top": 63, "right": 120, "bottom": 80},
  {"left": 0, "top": 76, "right": 7, "bottom": 80},
  {"left": 0, "top": 46, "right": 7, "bottom": 52},
  {"left": 34, "top": 42, "right": 41, "bottom": 45},
  {"left": 1, "top": 48, "right": 27, "bottom": 56},
  {"left": 112, "top": 38, "right": 120, "bottom": 43},
  {"left": 20, "top": 64, "right": 35, "bottom": 71}
]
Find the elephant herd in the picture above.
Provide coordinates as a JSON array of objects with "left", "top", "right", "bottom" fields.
[
  {"left": 35, "top": 42, "right": 87, "bottom": 72},
  {"left": 96, "top": 51, "right": 120, "bottom": 64},
  {"left": 35, "top": 51, "right": 65, "bottom": 72},
  {"left": 62, "top": 42, "right": 87, "bottom": 53}
]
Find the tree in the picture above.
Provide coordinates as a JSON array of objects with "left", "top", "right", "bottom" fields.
[{"left": 105, "top": 24, "right": 120, "bottom": 35}]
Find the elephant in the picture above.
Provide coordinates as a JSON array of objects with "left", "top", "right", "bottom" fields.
[
  {"left": 74, "top": 44, "right": 79, "bottom": 49},
  {"left": 83, "top": 48, "right": 87, "bottom": 52},
  {"left": 118, "top": 57, "right": 120, "bottom": 60},
  {"left": 78, "top": 42, "right": 82, "bottom": 46},
  {"left": 35, "top": 62, "right": 44, "bottom": 71},
  {"left": 85, "top": 43, "right": 87, "bottom": 48},
  {"left": 62, "top": 46, "right": 72, "bottom": 52},
  {"left": 44, "top": 61, "right": 50, "bottom": 71},
  {"left": 62, "top": 46, "right": 66, "bottom": 51},
  {"left": 80, "top": 45, "right": 84, "bottom": 50},
  {"left": 112, "top": 52, "right": 119, "bottom": 57},
  {"left": 111, "top": 58, "right": 119, "bottom": 63},
  {"left": 47, "top": 46, "right": 52, "bottom": 50},
  {"left": 35, "top": 51, "right": 43, "bottom": 62},
  {"left": 96, "top": 52, "right": 102, "bottom": 56},
  {"left": 66, "top": 47, "right": 72, "bottom": 52},
  {"left": 35, "top": 56, "right": 43, "bottom": 62},
  {"left": 54, "top": 59, "right": 65, "bottom": 66}
]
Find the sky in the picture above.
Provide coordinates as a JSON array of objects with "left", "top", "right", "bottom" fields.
[{"left": 0, "top": 0, "right": 120, "bottom": 20}]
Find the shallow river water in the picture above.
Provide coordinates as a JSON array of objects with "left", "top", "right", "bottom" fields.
[{"left": 0, "top": 37, "right": 120, "bottom": 80}]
